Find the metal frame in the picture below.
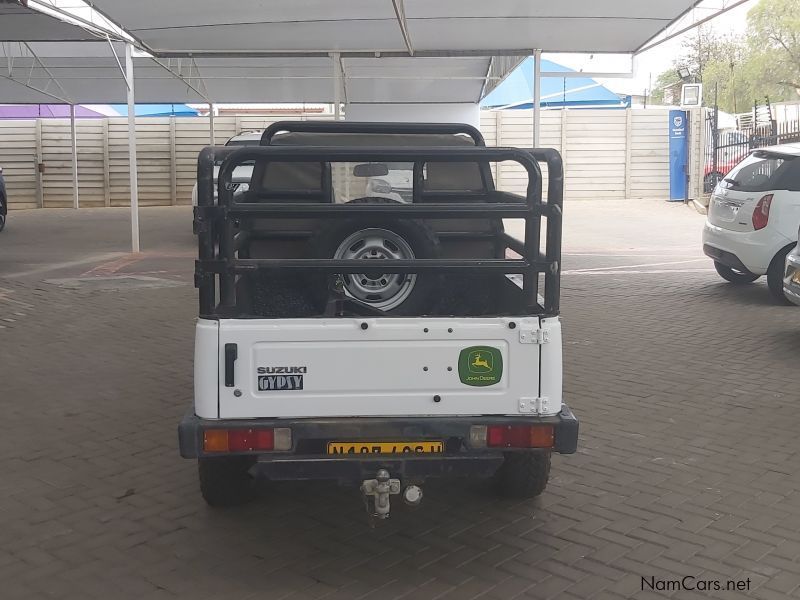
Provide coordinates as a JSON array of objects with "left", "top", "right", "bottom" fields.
[
  {"left": 261, "top": 120, "right": 487, "bottom": 146},
  {"left": 194, "top": 125, "right": 563, "bottom": 319}
]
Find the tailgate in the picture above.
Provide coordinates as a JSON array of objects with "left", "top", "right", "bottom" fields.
[{"left": 215, "top": 317, "right": 547, "bottom": 419}]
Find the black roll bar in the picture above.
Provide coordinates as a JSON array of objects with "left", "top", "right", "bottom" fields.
[
  {"left": 261, "top": 121, "right": 486, "bottom": 147},
  {"left": 195, "top": 143, "right": 563, "bottom": 318}
]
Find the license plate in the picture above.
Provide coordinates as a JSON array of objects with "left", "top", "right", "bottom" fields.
[{"left": 326, "top": 441, "right": 444, "bottom": 455}]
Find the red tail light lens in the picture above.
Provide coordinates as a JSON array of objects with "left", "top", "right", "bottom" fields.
[
  {"left": 228, "top": 428, "right": 274, "bottom": 452},
  {"left": 487, "top": 425, "right": 554, "bottom": 448},
  {"left": 752, "top": 194, "right": 773, "bottom": 230},
  {"left": 203, "top": 427, "right": 291, "bottom": 452}
]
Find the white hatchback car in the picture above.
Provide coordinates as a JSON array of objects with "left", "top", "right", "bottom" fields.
[
  {"left": 191, "top": 131, "right": 261, "bottom": 206},
  {"left": 703, "top": 143, "right": 800, "bottom": 303}
]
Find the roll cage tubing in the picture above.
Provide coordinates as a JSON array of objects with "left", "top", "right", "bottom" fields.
[{"left": 194, "top": 144, "right": 563, "bottom": 318}]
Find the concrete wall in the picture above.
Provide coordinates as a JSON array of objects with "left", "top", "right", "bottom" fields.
[
  {"left": 1, "top": 108, "right": 678, "bottom": 209},
  {"left": 480, "top": 108, "right": 674, "bottom": 201}
]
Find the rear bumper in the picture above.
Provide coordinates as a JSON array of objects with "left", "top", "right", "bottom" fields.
[
  {"left": 178, "top": 406, "right": 579, "bottom": 480},
  {"left": 702, "top": 221, "right": 789, "bottom": 275},
  {"left": 703, "top": 244, "right": 752, "bottom": 274},
  {"left": 784, "top": 249, "right": 800, "bottom": 306}
]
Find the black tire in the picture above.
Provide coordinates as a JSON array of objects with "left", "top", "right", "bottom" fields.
[
  {"left": 309, "top": 197, "right": 441, "bottom": 315},
  {"left": 714, "top": 261, "right": 759, "bottom": 284},
  {"left": 493, "top": 451, "right": 551, "bottom": 499},
  {"left": 198, "top": 456, "right": 256, "bottom": 507},
  {"left": 767, "top": 245, "right": 795, "bottom": 305}
]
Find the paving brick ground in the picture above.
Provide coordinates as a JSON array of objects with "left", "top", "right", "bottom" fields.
[{"left": 0, "top": 202, "right": 798, "bottom": 600}]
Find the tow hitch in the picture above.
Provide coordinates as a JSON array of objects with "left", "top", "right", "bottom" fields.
[{"left": 361, "top": 469, "right": 423, "bottom": 521}]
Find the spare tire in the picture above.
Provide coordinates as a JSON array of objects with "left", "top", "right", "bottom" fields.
[{"left": 309, "top": 197, "right": 441, "bottom": 315}]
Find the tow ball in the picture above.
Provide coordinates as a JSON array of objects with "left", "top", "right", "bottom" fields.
[{"left": 361, "top": 469, "right": 423, "bottom": 520}]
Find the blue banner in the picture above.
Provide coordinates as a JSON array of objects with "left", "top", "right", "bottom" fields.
[{"left": 668, "top": 110, "right": 688, "bottom": 201}]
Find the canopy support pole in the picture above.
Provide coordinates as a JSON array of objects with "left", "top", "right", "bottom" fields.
[
  {"left": 533, "top": 49, "right": 541, "bottom": 148},
  {"left": 331, "top": 52, "right": 342, "bottom": 121},
  {"left": 209, "top": 103, "right": 215, "bottom": 144},
  {"left": 125, "top": 43, "right": 140, "bottom": 253},
  {"left": 70, "top": 104, "right": 79, "bottom": 209},
  {"left": 332, "top": 52, "right": 341, "bottom": 120}
]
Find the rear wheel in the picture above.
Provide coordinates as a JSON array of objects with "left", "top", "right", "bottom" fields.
[
  {"left": 714, "top": 261, "right": 759, "bottom": 284},
  {"left": 198, "top": 456, "right": 256, "bottom": 507},
  {"left": 493, "top": 451, "right": 551, "bottom": 499},
  {"left": 767, "top": 245, "right": 795, "bottom": 305}
]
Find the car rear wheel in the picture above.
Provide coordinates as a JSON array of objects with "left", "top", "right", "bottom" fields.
[
  {"left": 493, "top": 451, "right": 551, "bottom": 499},
  {"left": 767, "top": 245, "right": 795, "bottom": 305},
  {"left": 198, "top": 456, "right": 256, "bottom": 507},
  {"left": 714, "top": 261, "right": 759, "bottom": 284}
]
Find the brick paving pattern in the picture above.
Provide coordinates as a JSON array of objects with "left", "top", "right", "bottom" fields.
[{"left": 0, "top": 204, "right": 798, "bottom": 599}]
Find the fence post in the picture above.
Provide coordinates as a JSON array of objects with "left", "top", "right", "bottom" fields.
[
  {"left": 169, "top": 116, "right": 178, "bottom": 205},
  {"left": 495, "top": 110, "right": 503, "bottom": 189},
  {"left": 624, "top": 108, "right": 632, "bottom": 199},
  {"left": 560, "top": 109, "right": 568, "bottom": 178},
  {"left": 697, "top": 108, "right": 707, "bottom": 200},
  {"left": 34, "top": 119, "right": 43, "bottom": 208},
  {"left": 102, "top": 118, "right": 111, "bottom": 207}
]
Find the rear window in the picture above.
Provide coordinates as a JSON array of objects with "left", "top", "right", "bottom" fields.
[{"left": 721, "top": 152, "right": 796, "bottom": 192}]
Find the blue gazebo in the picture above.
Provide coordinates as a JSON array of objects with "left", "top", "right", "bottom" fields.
[{"left": 482, "top": 58, "right": 627, "bottom": 110}]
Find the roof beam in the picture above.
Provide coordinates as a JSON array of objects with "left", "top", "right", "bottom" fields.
[
  {"left": 390, "top": 0, "right": 414, "bottom": 56},
  {"left": 155, "top": 49, "right": 534, "bottom": 59},
  {"left": 0, "top": 41, "right": 73, "bottom": 103},
  {"left": 150, "top": 56, "right": 213, "bottom": 102}
]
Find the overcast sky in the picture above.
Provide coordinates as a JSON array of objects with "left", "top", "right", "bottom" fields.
[{"left": 548, "top": 0, "right": 759, "bottom": 96}]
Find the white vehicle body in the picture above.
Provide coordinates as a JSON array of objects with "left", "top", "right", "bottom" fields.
[
  {"left": 180, "top": 121, "right": 577, "bottom": 514},
  {"left": 194, "top": 316, "right": 562, "bottom": 419},
  {"left": 190, "top": 131, "right": 261, "bottom": 206},
  {"left": 703, "top": 144, "right": 800, "bottom": 276}
]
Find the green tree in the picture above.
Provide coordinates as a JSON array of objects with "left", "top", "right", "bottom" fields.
[
  {"left": 649, "top": 0, "right": 800, "bottom": 111},
  {"left": 747, "top": 0, "right": 800, "bottom": 98}
]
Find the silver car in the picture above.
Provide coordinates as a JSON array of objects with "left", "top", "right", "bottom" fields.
[{"left": 784, "top": 226, "right": 800, "bottom": 305}]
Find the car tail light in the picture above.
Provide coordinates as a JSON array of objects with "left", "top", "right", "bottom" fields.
[
  {"left": 480, "top": 425, "right": 554, "bottom": 449},
  {"left": 203, "top": 427, "right": 291, "bottom": 453},
  {"left": 752, "top": 194, "right": 773, "bottom": 230}
]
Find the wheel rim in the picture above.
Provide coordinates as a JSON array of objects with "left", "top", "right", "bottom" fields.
[{"left": 333, "top": 228, "right": 416, "bottom": 311}]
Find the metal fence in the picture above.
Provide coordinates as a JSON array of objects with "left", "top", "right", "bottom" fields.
[{"left": 703, "top": 102, "right": 800, "bottom": 193}]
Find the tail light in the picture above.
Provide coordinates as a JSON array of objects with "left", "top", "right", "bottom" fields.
[
  {"left": 471, "top": 424, "right": 554, "bottom": 448},
  {"left": 752, "top": 194, "right": 773, "bottom": 230},
  {"left": 203, "top": 427, "right": 291, "bottom": 453}
]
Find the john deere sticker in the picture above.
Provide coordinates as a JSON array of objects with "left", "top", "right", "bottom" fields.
[{"left": 458, "top": 346, "right": 503, "bottom": 387}]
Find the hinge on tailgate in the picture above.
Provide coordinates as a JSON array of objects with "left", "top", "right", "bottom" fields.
[
  {"left": 519, "top": 327, "right": 550, "bottom": 344},
  {"left": 518, "top": 396, "right": 550, "bottom": 415}
]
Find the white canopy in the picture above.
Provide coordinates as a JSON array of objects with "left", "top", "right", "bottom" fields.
[
  {"left": 0, "top": 43, "right": 502, "bottom": 104},
  {"left": 0, "top": 0, "right": 100, "bottom": 41},
  {"left": 90, "top": 0, "right": 698, "bottom": 55},
  {"left": 1, "top": 1, "right": 709, "bottom": 105}
]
